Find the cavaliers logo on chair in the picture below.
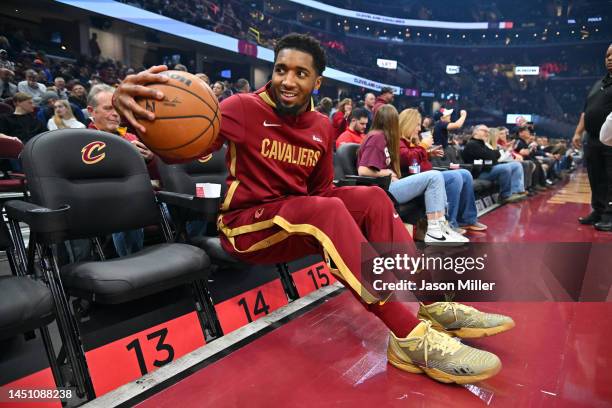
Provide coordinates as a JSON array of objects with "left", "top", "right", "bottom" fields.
[
  {"left": 198, "top": 154, "right": 212, "bottom": 163},
  {"left": 81, "top": 141, "right": 106, "bottom": 165}
]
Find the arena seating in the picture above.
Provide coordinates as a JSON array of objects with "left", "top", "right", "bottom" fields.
[
  {"left": 157, "top": 147, "right": 301, "bottom": 301},
  {"left": 3, "top": 129, "right": 224, "bottom": 400},
  {"left": 334, "top": 143, "right": 426, "bottom": 225}
]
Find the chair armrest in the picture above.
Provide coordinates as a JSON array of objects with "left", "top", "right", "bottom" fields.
[
  {"left": 4, "top": 200, "right": 69, "bottom": 243},
  {"left": 156, "top": 191, "right": 220, "bottom": 221},
  {"left": 333, "top": 178, "right": 357, "bottom": 187},
  {"left": 344, "top": 175, "right": 391, "bottom": 190}
]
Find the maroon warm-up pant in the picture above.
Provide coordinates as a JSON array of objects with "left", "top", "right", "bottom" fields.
[{"left": 218, "top": 186, "right": 420, "bottom": 337}]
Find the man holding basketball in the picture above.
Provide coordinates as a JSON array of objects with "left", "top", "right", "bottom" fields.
[{"left": 113, "top": 33, "right": 513, "bottom": 385}]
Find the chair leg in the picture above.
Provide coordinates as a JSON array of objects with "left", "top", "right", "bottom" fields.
[
  {"left": 276, "top": 263, "right": 300, "bottom": 301},
  {"left": 39, "top": 325, "right": 65, "bottom": 389},
  {"left": 192, "top": 279, "right": 223, "bottom": 341},
  {"left": 36, "top": 243, "right": 96, "bottom": 401}
]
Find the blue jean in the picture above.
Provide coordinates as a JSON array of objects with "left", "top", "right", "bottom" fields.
[
  {"left": 112, "top": 229, "right": 144, "bottom": 257},
  {"left": 442, "top": 169, "right": 478, "bottom": 227},
  {"left": 389, "top": 170, "right": 446, "bottom": 213},
  {"left": 479, "top": 162, "right": 525, "bottom": 199}
]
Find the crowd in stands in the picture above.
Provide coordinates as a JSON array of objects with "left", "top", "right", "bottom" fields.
[{"left": 117, "top": 0, "right": 606, "bottom": 127}]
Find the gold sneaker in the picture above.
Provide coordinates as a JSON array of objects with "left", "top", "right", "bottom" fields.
[
  {"left": 418, "top": 302, "right": 515, "bottom": 339},
  {"left": 388, "top": 320, "right": 502, "bottom": 384}
]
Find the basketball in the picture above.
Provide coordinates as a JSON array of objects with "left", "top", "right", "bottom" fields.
[{"left": 135, "top": 70, "right": 221, "bottom": 162}]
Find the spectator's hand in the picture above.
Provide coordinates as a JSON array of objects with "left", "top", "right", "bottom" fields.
[
  {"left": 572, "top": 133, "right": 582, "bottom": 149},
  {"left": 113, "top": 65, "right": 169, "bottom": 134},
  {"left": 430, "top": 147, "right": 444, "bottom": 157},
  {"left": 132, "top": 140, "right": 155, "bottom": 162},
  {"left": 515, "top": 154, "right": 524, "bottom": 161},
  {"left": 460, "top": 110, "right": 467, "bottom": 117},
  {"left": 519, "top": 148, "right": 530, "bottom": 156}
]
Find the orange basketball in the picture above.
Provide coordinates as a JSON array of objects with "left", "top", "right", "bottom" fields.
[{"left": 136, "top": 70, "right": 221, "bottom": 162}]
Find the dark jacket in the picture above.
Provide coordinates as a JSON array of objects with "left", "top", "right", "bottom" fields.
[{"left": 462, "top": 138, "right": 501, "bottom": 164}]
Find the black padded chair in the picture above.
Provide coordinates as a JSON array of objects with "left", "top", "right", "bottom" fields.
[
  {"left": 432, "top": 146, "right": 495, "bottom": 198},
  {"left": 0, "top": 218, "right": 63, "bottom": 390},
  {"left": 4, "top": 129, "right": 222, "bottom": 400},
  {"left": 157, "top": 146, "right": 300, "bottom": 301},
  {"left": 335, "top": 143, "right": 425, "bottom": 225}
]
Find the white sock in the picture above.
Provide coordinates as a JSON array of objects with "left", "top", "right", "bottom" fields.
[{"left": 427, "top": 219, "right": 443, "bottom": 238}]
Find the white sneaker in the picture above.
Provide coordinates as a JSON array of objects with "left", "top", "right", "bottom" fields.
[{"left": 424, "top": 220, "right": 469, "bottom": 245}]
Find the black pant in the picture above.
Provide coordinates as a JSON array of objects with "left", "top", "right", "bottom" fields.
[{"left": 584, "top": 139, "right": 612, "bottom": 219}]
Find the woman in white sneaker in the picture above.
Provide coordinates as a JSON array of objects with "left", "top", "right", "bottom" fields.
[
  {"left": 357, "top": 105, "right": 467, "bottom": 244},
  {"left": 47, "top": 99, "right": 85, "bottom": 130}
]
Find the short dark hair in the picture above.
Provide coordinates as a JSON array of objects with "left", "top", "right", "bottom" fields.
[
  {"left": 274, "top": 33, "right": 326, "bottom": 76},
  {"left": 380, "top": 87, "right": 394, "bottom": 95},
  {"left": 350, "top": 108, "right": 369, "bottom": 121},
  {"left": 235, "top": 78, "right": 249, "bottom": 90}
]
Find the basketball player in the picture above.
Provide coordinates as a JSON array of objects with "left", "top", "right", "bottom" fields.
[{"left": 112, "top": 34, "right": 513, "bottom": 384}]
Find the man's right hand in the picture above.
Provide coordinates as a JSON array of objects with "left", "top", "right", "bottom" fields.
[
  {"left": 572, "top": 133, "right": 582, "bottom": 149},
  {"left": 113, "top": 65, "right": 170, "bottom": 134}
]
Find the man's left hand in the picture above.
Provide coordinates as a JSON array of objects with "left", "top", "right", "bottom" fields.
[{"left": 132, "top": 140, "right": 155, "bottom": 161}]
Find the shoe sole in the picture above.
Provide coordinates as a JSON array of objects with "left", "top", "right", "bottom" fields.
[
  {"left": 431, "top": 320, "right": 516, "bottom": 339},
  {"left": 463, "top": 226, "right": 487, "bottom": 231},
  {"left": 387, "top": 349, "right": 502, "bottom": 384}
]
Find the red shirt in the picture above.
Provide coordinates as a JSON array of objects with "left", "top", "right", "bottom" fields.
[
  {"left": 399, "top": 139, "right": 433, "bottom": 174},
  {"left": 205, "top": 83, "right": 334, "bottom": 217},
  {"left": 331, "top": 110, "right": 349, "bottom": 139},
  {"left": 372, "top": 96, "right": 388, "bottom": 115},
  {"left": 336, "top": 127, "right": 364, "bottom": 149}
]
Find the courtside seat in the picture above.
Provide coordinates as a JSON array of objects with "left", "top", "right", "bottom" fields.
[
  {"left": 158, "top": 147, "right": 300, "bottom": 301},
  {"left": 4, "top": 129, "right": 223, "bottom": 400},
  {"left": 335, "top": 143, "right": 425, "bottom": 225},
  {"left": 0, "top": 276, "right": 55, "bottom": 339},
  {"left": 61, "top": 243, "right": 210, "bottom": 304}
]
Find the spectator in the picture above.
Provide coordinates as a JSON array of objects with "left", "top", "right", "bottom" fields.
[
  {"left": 47, "top": 99, "right": 85, "bottom": 130},
  {"left": 357, "top": 104, "right": 467, "bottom": 244},
  {"left": 433, "top": 108, "right": 467, "bottom": 149},
  {"left": 36, "top": 91, "right": 87, "bottom": 129},
  {"left": 195, "top": 73, "right": 210, "bottom": 85},
  {"left": 89, "top": 33, "right": 101, "bottom": 59},
  {"left": 33, "top": 59, "right": 53, "bottom": 84},
  {"left": 494, "top": 126, "right": 538, "bottom": 195},
  {"left": 53, "top": 77, "right": 68, "bottom": 100},
  {"left": 336, "top": 107, "right": 368, "bottom": 149},
  {"left": 234, "top": 78, "right": 250, "bottom": 93},
  {"left": 0, "top": 68, "right": 17, "bottom": 99},
  {"left": 0, "top": 49, "right": 14, "bottom": 71},
  {"left": 17, "top": 69, "right": 47, "bottom": 106},
  {"left": 174, "top": 63, "right": 188, "bottom": 71},
  {"left": 399, "top": 108, "right": 486, "bottom": 233},
  {"left": 212, "top": 81, "right": 227, "bottom": 101},
  {"left": 331, "top": 97, "right": 352, "bottom": 139},
  {"left": 315, "top": 96, "right": 332, "bottom": 116},
  {"left": 513, "top": 125, "right": 549, "bottom": 189},
  {"left": 462, "top": 124, "right": 526, "bottom": 203},
  {"left": 87, "top": 84, "right": 156, "bottom": 256},
  {"left": 372, "top": 87, "right": 394, "bottom": 115},
  {"left": 363, "top": 92, "right": 375, "bottom": 131},
  {"left": 0, "top": 92, "right": 44, "bottom": 144},
  {"left": 68, "top": 83, "right": 88, "bottom": 109}
]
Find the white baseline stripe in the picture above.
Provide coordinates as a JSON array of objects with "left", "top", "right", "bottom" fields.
[{"left": 81, "top": 282, "right": 343, "bottom": 408}]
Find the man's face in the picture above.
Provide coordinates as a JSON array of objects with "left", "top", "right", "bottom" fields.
[
  {"left": 606, "top": 45, "right": 612, "bottom": 74},
  {"left": 351, "top": 117, "right": 368, "bottom": 134},
  {"left": 519, "top": 129, "right": 531, "bottom": 140},
  {"left": 25, "top": 72, "right": 37, "bottom": 87},
  {"left": 271, "top": 48, "right": 321, "bottom": 115},
  {"left": 383, "top": 92, "right": 394, "bottom": 103},
  {"left": 475, "top": 126, "right": 489, "bottom": 140},
  {"left": 364, "top": 93, "right": 375, "bottom": 109},
  {"left": 16, "top": 98, "right": 34, "bottom": 113},
  {"left": 54, "top": 78, "right": 65, "bottom": 90},
  {"left": 46, "top": 97, "right": 58, "bottom": 108},
  {"left": 88, "top": 91, "right": 120, "bottom": 133},
  {"left": 72, "top": 85, "right": 86, "bottom": 97}
]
